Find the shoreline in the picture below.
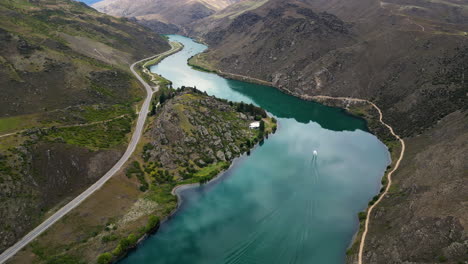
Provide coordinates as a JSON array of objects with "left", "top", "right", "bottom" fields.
[
  {"left": 117, "top": 123, "right": 273, "bottom": 263},
  {"left": 187, "top": 63, "right": 405, "bottom": 264},
  {"left": 187, "top": 56, "right": 273, "bottom": 87}
]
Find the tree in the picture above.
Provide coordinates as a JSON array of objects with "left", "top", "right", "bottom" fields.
[
  {"left": 159, "top": 93, "right": 167, "bottom": 104},
  {"left": 97, "top": 253, "right": 113, "bottom": 264},
  {"left": 259, "top": 120, "right": 265, "bottom": 132},
  {"left": 150, "top": 102, "right": 156, "bottom": 116},
  {"left": 358, "top": 212, "right": 367, "bottom": 221}
]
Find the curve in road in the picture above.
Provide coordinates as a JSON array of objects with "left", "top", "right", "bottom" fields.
[{"left": 0, "top": 42, "right": 180, "bottom": 264}]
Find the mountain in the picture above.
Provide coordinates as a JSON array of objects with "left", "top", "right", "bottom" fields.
[
  {"left": 187, "top": 0, "right": 269, "bottom": 36},
  {"left": 192, "top": 0, "right": 467, "bottom": 137},
  {"left": 92, "top": 0, "right": 242, "bottom": 33},
  {"left": 0, "top": 0, "right": 169, "bottom": 254},
  {"left": 187, "top": 0, "right": 468, "bottom": 262}
]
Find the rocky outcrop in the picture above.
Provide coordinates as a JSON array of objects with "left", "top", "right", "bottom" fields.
[{"left": 143, "top": 87, "right": 270, "bottom": 179}]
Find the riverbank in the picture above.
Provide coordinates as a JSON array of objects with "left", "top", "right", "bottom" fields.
[
  {"left": 187, "top": 54, "right": 273, "bottom": 86},
  {"left": 137, "top": 41, "right": 184, "bottom": 89}
]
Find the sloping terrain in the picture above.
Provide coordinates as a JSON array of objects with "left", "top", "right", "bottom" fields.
[
  {"left": 363, "top": 110, "right": 467, "bottom": 263},
  {"left": 0, "top": 0, "right": 169, "bottom": 117},
  {"left": 188, "top": 0, "right": 468, "bottom": 262},
  {"left": 193, "top": 0, "right": 467, "bottom": 136},
  {"left": 0, "top": 0, "right": 169, "bottom": 254},
  {"left": 93, "top": 0, "right": 242, "bottom": 33},
  {"left": 187, "top": 0, "right": 269, "bottom": 36}
]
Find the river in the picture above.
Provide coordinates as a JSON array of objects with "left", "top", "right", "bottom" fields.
[{"left": 120, "top": 35, "right": 390, "bottom": 264}]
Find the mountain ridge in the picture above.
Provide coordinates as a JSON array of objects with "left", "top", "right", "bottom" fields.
[{"left": 92, "top": 0, "right": 243, "bottom": 33}]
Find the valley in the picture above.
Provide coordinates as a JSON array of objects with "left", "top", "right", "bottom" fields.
[{"left": 0, "top": 0, "right": 466, "bottom": 263}]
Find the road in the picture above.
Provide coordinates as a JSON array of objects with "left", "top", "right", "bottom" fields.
[{"left": 0, "top": 42, "right": 180, "bottom": 264}]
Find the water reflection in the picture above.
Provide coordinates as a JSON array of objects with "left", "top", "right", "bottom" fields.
[
  {"left": 151, "top": 35, "right": 366, "bottom": 132},
  {"left": 120, "top": 35, "right": 390, "bottom": 264}
]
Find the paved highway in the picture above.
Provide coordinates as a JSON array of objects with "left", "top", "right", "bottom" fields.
[{"left": 0, "top": 42, "right": 179, "bottom": 264}]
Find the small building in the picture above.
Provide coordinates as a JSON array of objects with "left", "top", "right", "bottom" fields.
[{"left": 249, "top": 121, "right": 260, "bottom": 129}]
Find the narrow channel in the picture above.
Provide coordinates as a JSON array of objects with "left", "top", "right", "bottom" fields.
[{"left": 120, "top": 35, "right": 390, "bottom": 264}]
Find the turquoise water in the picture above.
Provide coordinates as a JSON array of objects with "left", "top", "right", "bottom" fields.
[{"left": 121, "top": 35, "right": 390, "bottom": 264}]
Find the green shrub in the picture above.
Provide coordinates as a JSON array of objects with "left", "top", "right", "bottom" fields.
[
  {"left": 358, "top": 212, "right": 367, "bottom": 221},
  {"left": 437, "top": 255, "right": 447, "bottom": 262},
  {"left": 111, "top": 245, "right": 123, "bottom": 256},
  {"left": 144, "top": 215, "right": 160, "bottom": 233},
  {"left": 259, "top": 120, "right": 265, "bottom": 132},
  {"left": 45, "top": 254, "right": 83, "bottom": 264},
  {"left": 112, "top": 233, "right": 139, "bottom": 256},
  {"left": 97, "top": 252, "right": 113, "bottom": 264},
  {"left": 101, "top": 234, "right": 118, "bottom": 243}
]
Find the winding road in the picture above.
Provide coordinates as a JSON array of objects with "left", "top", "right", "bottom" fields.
[{"left": 0, "top": 42, "right": 180, "bottom": 264}]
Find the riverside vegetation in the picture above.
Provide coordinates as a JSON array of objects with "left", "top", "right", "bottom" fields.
[{"left": 10, "top": 87, "right": 276, "bottom": 264}]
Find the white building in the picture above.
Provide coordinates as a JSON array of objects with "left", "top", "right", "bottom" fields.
[{"left": 249, "top": 121, "right": 260, "bottom": 129}]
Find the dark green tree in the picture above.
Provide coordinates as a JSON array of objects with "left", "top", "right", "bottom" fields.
[
  {"left": 159, "top": 93, "right": 167, "bottom": 104},
  {"left": 150, "top": 102, "right": 156, "bottom": 116}
]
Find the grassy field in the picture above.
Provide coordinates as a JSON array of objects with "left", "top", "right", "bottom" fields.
[
  {"left": 45, "top": 116, "right": 132, "bottom": 150},
  {"left": 188, "top": 53, "right": 217, "bottom": 72},
  {"left": 195, "top": 161, "right": 229, "bottom": 177},
  {"left": 142, "top": 42, "right": 183, "bottom": 69},
  {"left": 0, "top": 114, "right": 43, "bottom": 134}
]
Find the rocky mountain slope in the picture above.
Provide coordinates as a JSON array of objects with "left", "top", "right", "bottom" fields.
[
  {"left": 187, "top": 0, "right": 468, "bottom": 262},
  {"left": 187, "top": 0, "right": 269, "bottom": 36},
  {"left": 193, "top": 0, "right": 466, "bottom": 138},
  {"left": 10, "top": 87, "right": 275, "bottom": 263},
  {"left": 0, "top": 0, "right": 169, "bottom": 254},
  {"left": 92, "top": 0, "right": 243, "bottom": 33}
]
